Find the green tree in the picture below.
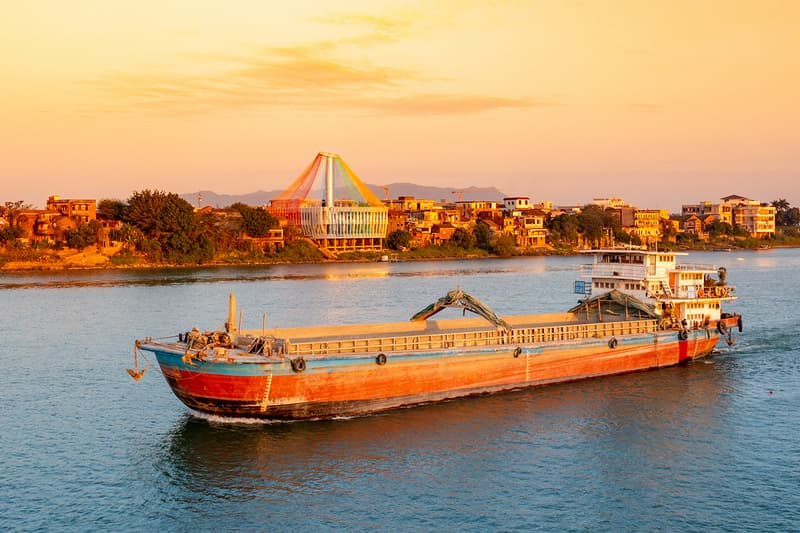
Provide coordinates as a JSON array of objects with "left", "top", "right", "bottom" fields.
[
  {"left": 473, "top": 222, "right": 492, "bottom": 250},
  {"left": 124, "top": 190, "right": 209, "bottom": 263},
  {"left": 387, "top": 229, "right": 411, "bottom": 250},
  {"left": 449, "top": 227, "right": 476, "bottom": 249},
  {"left": 614, "top": 230, "right": 642, "bottom": 246},
  {"left": 491, "top": 233, "right": 517, "bottom": 256},
  {"left": 66, "top": 220, "right": 99, "bottom": 249},
  {"left": 125, "top": 190, "right": 196, "bottom": 238},
  {"left": 97, "top": 198, "right": 127, "bottom": 220},
  {"left": 2, "top": 200, "right": 33, "bottom": 228},
  {"left": 786, "top": 208, "right": 800, "bottom": 226},
  {"left": 772, "top": 199, "right": 790, "bottom": 223},
  {"left": 548, "top": 213, "right": 579, "bottom": 244},
  {"left": 708, "top": 220, "right": 733, "bottom": 236},
  {"left": 0, "top": 225, "right": 24, "bottom": 243},
  {"left": 577, "top": 205, "right": 611, "bottom": 246},
  {"left": 230, "top": 203, "right": 278, "bottom": 237},
  {"left": 772, "top": 199, "right": 800, "bottom": 226}
]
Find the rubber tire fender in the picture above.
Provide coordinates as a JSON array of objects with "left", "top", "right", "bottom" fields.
[
  {"left": 608, "top": 337, "right": 618, "bottom": 349},
  {"left": 717, "top": 321, "right": 728, "bottom": 334},
  {"left": 291, "top": 358, "right": 306, "bottom": 373},
  {"left": 376, "top": 353, "right": 387, "bottom": 365}
]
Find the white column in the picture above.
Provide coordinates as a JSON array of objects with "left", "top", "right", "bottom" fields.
[{"left": 325, "top": 154, "right": 334, "bottom": 209}]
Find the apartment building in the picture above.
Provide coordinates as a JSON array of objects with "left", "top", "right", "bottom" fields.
[
  {"left": 683, "top": 195, "right": 775, "bottom": 238},
  {"left": 46, "top": 196, "right": 96, "bottom": 224}
]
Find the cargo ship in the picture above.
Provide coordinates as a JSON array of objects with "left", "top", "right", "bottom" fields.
[{"left": 131, "top": 249, "right": 742, "bottom": 420}]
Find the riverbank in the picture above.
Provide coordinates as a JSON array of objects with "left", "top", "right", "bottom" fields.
[{"left": 2, "top": 242, "right": 796, "bottom": 273}]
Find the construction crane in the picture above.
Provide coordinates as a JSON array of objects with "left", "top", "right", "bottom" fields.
[
  {"left": 452, "top": 190, "right": 464, "bottom": 201},
  {"left": 380, "top": 185, "right": 389, "bottom": 201}
]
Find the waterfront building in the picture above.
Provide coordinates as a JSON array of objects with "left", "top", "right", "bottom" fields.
[
  {"left": 680, "top": 214, "right": 707, "bottom": 240},
  {"left": 512, "top": 208, "right": 548, "bottom": 248},
  {"left": 503, "top": 196, "right": 531, "bottom": 212},
  {"left": 455, "top": 200, "right": 501, "bottom": 222},
  {"left": 268, "top": 152, "right": 388, "bottom": 253},
  {"left": 592, "top": 197, "right": 630, "bottom": 210},
  {"left": 723, "top": 195, "right": 776, "bottom": 238},
  {"left": 10, "top": 196, "right": 96, "bottom": 245},
  {"left": 387, "top": 196, "right": 437, "bottom": 213},
  {"left": 683, "top": 195, "right": 775, "bottom": 239},
  {"left": 46, "top": 196, "right": 96, "bottom": 224},
  {"left": 681, "top": 200, "right": 733, "bottom": 226},
  {"left": 629, "top": 209, "right": 669, "bottom": 244}
]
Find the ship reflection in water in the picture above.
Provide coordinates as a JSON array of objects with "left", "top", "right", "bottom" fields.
[{"left": 153, "top": 358, "right": 730, "bottom": 526}]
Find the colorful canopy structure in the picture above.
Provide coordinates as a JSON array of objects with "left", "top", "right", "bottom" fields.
[
  {"left": 269, "top": 152, "right": 388, "bottom": 252},
  {"left": 269, "top": 152, "right": 383, "bottom": 222}
]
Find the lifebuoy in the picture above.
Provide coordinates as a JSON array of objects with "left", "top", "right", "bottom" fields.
[
  {"left": 513, "top": 347, "right": 522, "bottom": 358},
  {"left": 291, "top": 358, "right": 306, "bottom": 373},
  {"left": 717, "top": 321, "right": 728, "bottom": 334},
  {"left": 608, "top": 337, "right": 618, "bottom": 349},
  {"left": 678, "top": 329, "right": 689, "bottom": 341},
  {"left": 376, "top": 353, "right": 387, "bottom": 365}
]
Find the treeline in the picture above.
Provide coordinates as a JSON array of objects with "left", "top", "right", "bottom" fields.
[
  {"left": 772, "top": 199, "right": 800, "bottom": 227},
  {"left": 386, "top": 224, "right": 518, "bottom": 256},
  {"left": 3, "top": 195, "right": 800, "bottom": 264},
  {"left": 385, "top": 204, "right": 633, "bottom": 256},
  {"left": 98, "top": 190, "right": 281, "bottom": 263},
  {"left": 1, "top": 191, "right": 283, "bottom": 264}
]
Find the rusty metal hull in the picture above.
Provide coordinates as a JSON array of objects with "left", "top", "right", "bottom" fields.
[{"left": 142, "top": 325, "right": 728, "bottom": 421}]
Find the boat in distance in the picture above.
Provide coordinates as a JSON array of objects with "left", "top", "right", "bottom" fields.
[{"left": 132, "top": 249, "right": 743, "bottom": 420}]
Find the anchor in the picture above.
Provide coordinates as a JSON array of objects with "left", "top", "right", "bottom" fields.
[{"left": 127, "top": 341, "right": 148, "bottom": 381}]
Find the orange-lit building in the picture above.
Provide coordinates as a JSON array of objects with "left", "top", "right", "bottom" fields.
[{"left": 46, "top": 196, "right": 96, "bottom": 224}]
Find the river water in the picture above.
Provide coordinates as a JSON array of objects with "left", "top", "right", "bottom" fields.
[{"left": 1, "top": 251, "right": 798, "bottom": 531}]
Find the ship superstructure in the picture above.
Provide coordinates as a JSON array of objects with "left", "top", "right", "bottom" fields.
[{"left": 576, "top": 249, "right": 736, "bottom": 329}]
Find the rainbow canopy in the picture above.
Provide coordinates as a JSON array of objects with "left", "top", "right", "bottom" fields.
[{"left": 273, "top": 152, "right": 383, "bottom": 207}]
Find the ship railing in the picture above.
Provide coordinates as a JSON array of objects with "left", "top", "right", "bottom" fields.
[
  {"left": 285, "top": 318, "right": 660, "bottom": 357},
  {"left": 578, "top": 264, "right": 647, "bottom": 279},
  {"left": 677, "top": 285, "right": 737, "bottom": 299},
  {"left": 675, "top": 263, "right": 718, "bottom": 272}
]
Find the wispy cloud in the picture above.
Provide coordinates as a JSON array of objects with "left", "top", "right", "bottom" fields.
[
  {"left": 86, "top": 10, "right": 546, "bottom": 116},
  {"left": 313, "top": 12, "right": 413, "bottom": 44},
  {"left": 354, "top": 94, "right": 541, "bottom": 115}
]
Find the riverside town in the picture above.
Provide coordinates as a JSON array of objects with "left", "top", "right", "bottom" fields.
[{"left": 1, "top": 152, "right": 797, "bottom": 270}]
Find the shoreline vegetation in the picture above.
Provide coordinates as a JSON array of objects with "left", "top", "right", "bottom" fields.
[
  {"left": 3, "top": 236, "right": 799, "bottom": 273},
  {"left": 4, "top": 192, "right": 800, "bottom": 273}
]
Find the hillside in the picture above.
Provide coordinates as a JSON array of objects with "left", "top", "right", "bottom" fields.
[{"left": 180, "top": 183, "right": 507, "bottom": 208}]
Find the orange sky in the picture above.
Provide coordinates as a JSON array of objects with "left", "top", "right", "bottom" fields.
[{"left": 2, "top": 0, "right": 798, "bottom": 210}]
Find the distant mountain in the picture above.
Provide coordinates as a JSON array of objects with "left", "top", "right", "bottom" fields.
[
  {"left": 179, "top": 190, "right": 281, "bottom": 208},
  {"left": 366, "top": 183, "right": 507, "bottom": 203},
  {"left": 181, "top": 184, "right": 507, "bottom": 208}
]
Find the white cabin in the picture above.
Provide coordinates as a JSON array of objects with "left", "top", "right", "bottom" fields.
[{"left": 577, "top": 249, "right": 736, "bottom": 328}]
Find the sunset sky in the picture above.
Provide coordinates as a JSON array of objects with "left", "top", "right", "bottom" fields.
[{"left": 2, "top": 0, "right": 798, "bottom": 210}]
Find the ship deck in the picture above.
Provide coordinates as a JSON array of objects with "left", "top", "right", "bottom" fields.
[{"left": 239, "top": 313, "right": 660, "bottom": 359}]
